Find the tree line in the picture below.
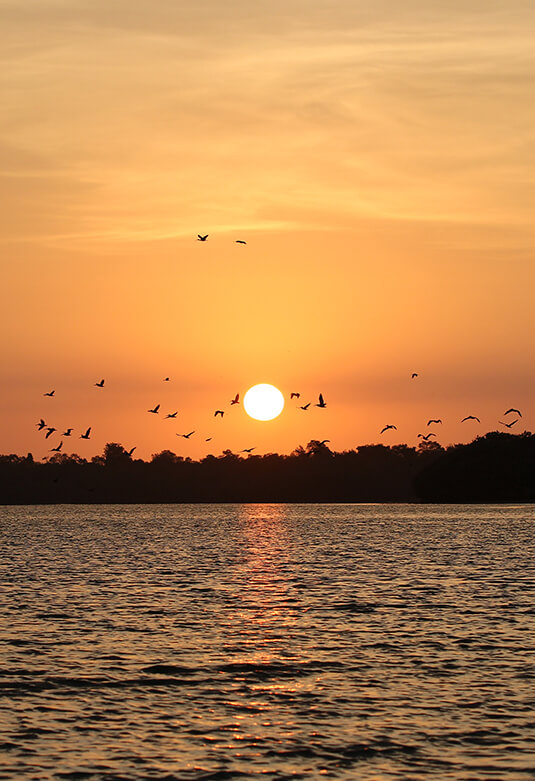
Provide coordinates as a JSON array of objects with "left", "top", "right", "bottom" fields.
[{"left": 0, "top": 432, "right": 533, "bottom": 504}]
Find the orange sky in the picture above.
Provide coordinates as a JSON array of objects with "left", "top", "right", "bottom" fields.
[{"left": 1, "top": 0, "right": 534, "bottom": 460}]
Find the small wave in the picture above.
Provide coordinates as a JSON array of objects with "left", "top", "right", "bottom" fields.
[
  {"left": 330, "top": 601, "right": 377, "bottom": 613},
  {"left": 141, "top": 664, "right": 196, "bottom": 675},
  {"left": 217, "top": 660, "right": 344, "bottom": 680}
]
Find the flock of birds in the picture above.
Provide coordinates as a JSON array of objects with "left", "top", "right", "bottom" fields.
[
  {"left": 35, "top": 372, "right": 524, "bottom": 459},
  {"left": 35, "top": 381, "right": 332, "bottom": 457},
  {"left": 33, "top": 234, "right": 526, "bottom": 456},
  {"left": 379, "top": 408, "right": 522, "bottom": 437}
]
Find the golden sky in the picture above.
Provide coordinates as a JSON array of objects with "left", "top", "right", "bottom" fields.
[{"left": 1, "top": 0, "right": 534, "bottom": 460}]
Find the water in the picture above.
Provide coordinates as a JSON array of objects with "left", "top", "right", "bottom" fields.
[{"left": 0, "top": 504, "right": 534, "bottom": 780}]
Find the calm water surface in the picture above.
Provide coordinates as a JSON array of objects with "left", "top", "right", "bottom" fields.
[{"left": 0, "top": 504, "right": 534, "bottom": 780}]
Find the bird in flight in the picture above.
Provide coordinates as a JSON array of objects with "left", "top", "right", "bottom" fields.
[
  {"left": 427, "top": 419, "right": 442, "bottom": 426},
  {"left": 62, "top": 428, "right": 73, "bottom": 436},
  {"left": 290, "top": 392, "right": 300, "bottom": 399},
  {"left": 299, "top": 403, "right": 310, "bottom": 410},
  {"left": 461, "top": 415, "right": 480, "bottom": 423},
  {"left": 499, "top": 419, "right": 518, "bottom": 428},
  {"left": 418, "top": 433, "right": 436, "bottom": 440},
  {"left": 36, "top": 419, "right": 46, "bottom": 431},
  {"left": 95, "top": 379, "right": 105, "bottom": 388},
  {"left": 45, "top": 427, "right": 56, "bottom": 439},
  {"left": 411, "top": 373, "right": 418, "bottom": 379},
  {"left": 179, "top": 431, "right": 195, "bottom": 439},
  {"left": 504, "top": 408, "right": 522, "bottom": 418},
  {"left": 127, "top": 447, "right": 136, "bottom": 456},
  {"left": 44, "top": 390, "right": 55, "bottom": 397},
  {"left": 235, "top": 240, "right": 247, "bottom": 245},
  {"left": 242, "top": 447, "right": 256, "bottom": 453},
  {"left": 148, "top": 404, "right": 160, "bottom": 414},
  {"left": 164, "top": 377, "right": 170, "bottom": 382},
  {"left": 214, "top": 410, "right": 224, "bottom": 417},
  {"left": 205, "top": 437, "right": 212, "bottom": 442},
  {"left": 80, "top": 427, "right": 91, "bottom": 439},
  {"left": 230, "top": 394, "right": 240, "bottom": 405},
  {"left": 380, "top": 425, "right": 397, "bottom": 434},
  {"left": 50, "top": 441, "right": 63, "bottom": 452},
  {"left": 165, "top": 411, "right": 178, "bottom": 419},
  {"left": 316, "top": 393, "right": 327, "bottom": 408},
  {"left": 197, "top": 234, "right": 208, "bottom": 241}
]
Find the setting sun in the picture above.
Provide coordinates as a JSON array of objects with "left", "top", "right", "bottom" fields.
[{"left": 244, "top": 384, "right": 285, "bottom": 421}]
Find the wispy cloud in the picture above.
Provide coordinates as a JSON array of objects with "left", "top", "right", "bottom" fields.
[{"left": 2, "top": 0, "right": 535, "bottom": 247}]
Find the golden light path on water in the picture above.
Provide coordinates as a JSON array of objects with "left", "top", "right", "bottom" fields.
[{"left": 244, "top": 384, "right": 285, "bottom": 421}]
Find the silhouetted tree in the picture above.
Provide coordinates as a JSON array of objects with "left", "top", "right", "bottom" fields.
[{"left": 0, "top": 432, "right": 532, "bottom": 504}]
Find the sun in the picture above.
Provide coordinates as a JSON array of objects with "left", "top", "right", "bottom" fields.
[{"left": 244, "top": 384, "right": 285, "bottom": 421}]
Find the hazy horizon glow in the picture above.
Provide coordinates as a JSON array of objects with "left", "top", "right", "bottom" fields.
[{"left": 1, "top": 0, "right": 533, "bottom": 460}]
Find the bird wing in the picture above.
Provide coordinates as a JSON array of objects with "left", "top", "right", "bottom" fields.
[
  {"left": 319, "top": 393, "right": 324, "bottom": 405},
  {"left": 154, "top": 404, "right": 160, "bottom": 412}
]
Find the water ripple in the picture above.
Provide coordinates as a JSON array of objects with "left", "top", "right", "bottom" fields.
[{"left": 0, "top": 502, "right": 534, "bottom": 780}]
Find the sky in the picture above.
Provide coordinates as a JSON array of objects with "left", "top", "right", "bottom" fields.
[{"left": 1, "top": 0, "right": 534, "bottom": 461}]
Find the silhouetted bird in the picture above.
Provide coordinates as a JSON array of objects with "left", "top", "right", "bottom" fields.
[
  {"left": 165, "top": 412, "right": 178, "bottom": 419},
  {"left": 299, "top": 403, "right": 310, "bottom": 410},
  {"left": 380, "top": 425, "right": 397, "bottom": 434},
  {"left": 461, "top": 415, "right": 480, "bottom": 423},
  {"left": 44, "top": 390, "right": 55, "bottom": 397},
  {"left": 242, "top": 447, "right": 256, "bottom": 453},
  {"left": 316, "top": 393, "right": 327, "bottom": 408},
  {"left": 179, "top": 431, "right": 195, "bottom": 439},
  {"left": 230, "top": 394, "right": 239, "bottom": 405},
  {"left": 80, "top": 427, "right": 91, "bottom": 439},
  {"left": 148, "top": 404, "right": 160, "bottom": 414},
  {"left": 504, "top": 408, "right": 522, "bottom": 418},
  {"left": 50, "top": 441, "right": 63, "bottom": 452},
  {"left": 127, "top": 447, "right": 136, "bottom": 456},
  {"left": 164, "top": 377, "right": 170, "bottom": 382},
  {"left": 427, "top": 419, "right": 442, "bottom": 426},
  {"left": 499, "top": 419, "right": 518, "bottom": 428},
  {"left": 205, "top": 437, "right": 212, "bottom": 442},
  {"left": 62, "top": 428, "right": 73, "bottom": 436},
  {"left": 197, "top": 234, "right": 208, "bottom": 241},
  {"left": 418, "top": 433, "right": 436, "bottom": 440},
  {"left": 45, "top": 427, "right": 56, "bottom": 439},
  {"left": 95, "top": 379, "right": 105, "bottom": 387},
  {"left": 236, "top": 240, "right": 247, "bottom": 244},
  {"left": 411, "top": 373, "right": 418, "bottom": 379},
  {"left": 36, "top": 419, "right": 46, "bottom": 431},
  {"left": 290, "top": 392, "right": 300, "bottom": 399},
  {"left": 214, "top": 410, "right": 224, "bottom": 417}
]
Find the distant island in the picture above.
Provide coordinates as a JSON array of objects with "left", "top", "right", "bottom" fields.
[{"left": 0, "top": 432, "right": 533, "bottom": 504}]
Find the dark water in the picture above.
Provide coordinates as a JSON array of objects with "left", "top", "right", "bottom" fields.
[{"left": 0, "top": 504, "right": 534, "bottom": 780}]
